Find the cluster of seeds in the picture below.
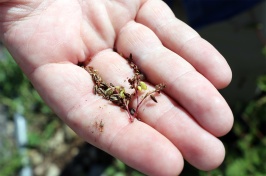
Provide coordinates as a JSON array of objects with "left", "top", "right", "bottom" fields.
[
  {"left": 84, "top": 54, "right": 165, "bottom": 122},
  {"left": 85, "top": 66, "right": 131, "bottom": 110}
]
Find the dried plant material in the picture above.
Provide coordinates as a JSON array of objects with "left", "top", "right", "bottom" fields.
[
  {"left": 94, "top": 119, "right": 104, "bottom": 132},
  {"left": 84, "top": 54, "right": 165, "bottom": 122}
]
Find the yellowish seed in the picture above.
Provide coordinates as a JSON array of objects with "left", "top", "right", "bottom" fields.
[
  {"left": 139, "top": 81, "right": 147, "bottom": 90},
  {"left": 137, "top": 86, "right": 142, "bottom": 91},
  {"left": 120, "top": 90, "right": 125, "bottom": 98}
]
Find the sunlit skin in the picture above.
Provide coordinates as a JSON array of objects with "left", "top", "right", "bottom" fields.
[{"left": 0, "top": 0, "right": 233, "bottom": 175}]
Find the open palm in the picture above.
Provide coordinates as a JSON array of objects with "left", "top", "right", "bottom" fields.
[{"left": 0, "top": 0, "right": 233, "bottom": 175}]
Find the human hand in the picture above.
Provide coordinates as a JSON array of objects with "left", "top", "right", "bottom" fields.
[{"left": 0, "top": 0, "right": 233, "bottom": 175}]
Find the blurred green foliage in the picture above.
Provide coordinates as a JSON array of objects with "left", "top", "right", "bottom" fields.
[
  {"left": 27, "top": 119, "right": 60, "bottom": 152},
  {"left": 103, "top": 159, "right": 144, "bottom": 176},
  {"left": 221, "top": 80, "right": 266, "bottom": 175},
  {"left": 0, "top": 48, "right": 52, "bottom": 116},
  {"left": 0, "top": 152, "right": 21, "bottom": 176},
  {"left": 0, "top": 47, "right": 58, "bottom": 175}
]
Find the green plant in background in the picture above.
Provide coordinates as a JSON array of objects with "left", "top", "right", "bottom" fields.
[
  {"left": 0, "top": 48, "right": 52, "bottom": 116},
  {"left": 0, "top": 151, "right": 21, "bottom": 176},
  {"left": 27, "top": 119, "right": 60, "bottom": 152},
  {"left": 0, "top": 47, "right": 62, "bottom": 147},
  {"left": 103, "top": 159, "right": 144, "bottom": 176},
  {"left": 258, "top": 75, "right": 266, "bottom": 92},
  {"left": 0, "top": 47, "right": 60, "bottom": 175},
  {"left": 223, "top": 76, "right": 266, "bottom": 175},
  {"left": 262, "top": 45, "right": 266, "bottom": 57}
]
